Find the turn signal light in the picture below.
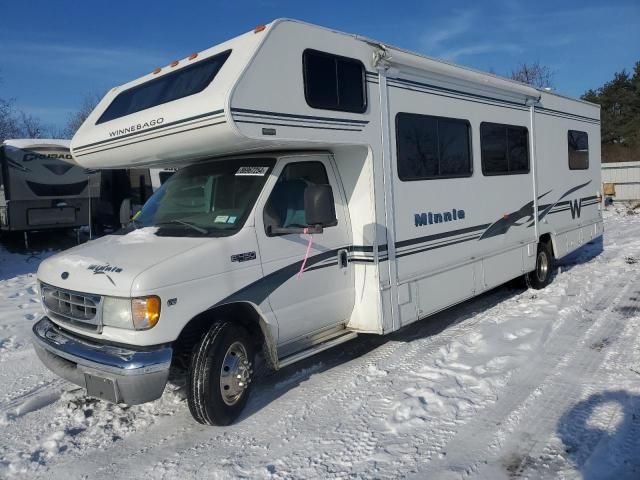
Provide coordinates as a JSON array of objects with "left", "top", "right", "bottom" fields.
[{"left": 132, "top": 296, "right": 161, "bottom": 330}]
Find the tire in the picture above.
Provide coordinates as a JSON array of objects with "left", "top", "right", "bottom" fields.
[
  {"left": 187, "top": 321, "right": 255, "bottom": 426},
  {"left": 525, "top": 241, "right": 555, "bottom": 289}
]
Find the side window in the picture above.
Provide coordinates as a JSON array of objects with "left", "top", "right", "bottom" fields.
[
  {"left": 481, "top": 122, "right": 529, "bottom": 175},
  {"left": 264, "top": 162, "right": 332, "bottom": 235},
  {"left": 568, "top": 130, "right": 589, "bottom": 170},
  {"left": 396, "top": 112, "right": 472, "bottom": 181},
  {"left": 303, "top": 49, "right": 367, "bottom": 113}
]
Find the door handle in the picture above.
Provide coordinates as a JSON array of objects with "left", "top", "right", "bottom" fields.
[{"left": 338, "top": 249, "right": 348, "bottom": 269}]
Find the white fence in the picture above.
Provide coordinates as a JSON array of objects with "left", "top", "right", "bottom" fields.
[{"left": 602, "top": 161, "right": 640, "bottom": 201}]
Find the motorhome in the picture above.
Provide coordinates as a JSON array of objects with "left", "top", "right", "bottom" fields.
[
  {"left": 0, "top": 139, "right": 99, "bottom": 244},
  {"left": 32, "top": 19, "right": 603, "bottom": 426}
]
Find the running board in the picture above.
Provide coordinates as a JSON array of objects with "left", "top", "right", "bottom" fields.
[{"left": 278, "top": 331, "right": 358, "bottom": 369}]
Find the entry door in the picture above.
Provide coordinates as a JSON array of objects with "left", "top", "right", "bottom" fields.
[{"left": 256, "top": 156, "right": 354, "bottom": 347}]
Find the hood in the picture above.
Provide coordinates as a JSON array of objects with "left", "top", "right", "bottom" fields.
[{"left": 37, "top": 228, "right": 210, "bottom": 296}]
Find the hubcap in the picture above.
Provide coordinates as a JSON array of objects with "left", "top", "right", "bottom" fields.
[
  {"left": 220, "top": 341, "right": 252, "bottom": 406},
  {"left": 536, "top": 251, "right": 549, "bottom": 282}
]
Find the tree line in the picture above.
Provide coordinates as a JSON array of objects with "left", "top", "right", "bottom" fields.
[{"left": 582, "top": 62, "right": 640, "bottom": 163}]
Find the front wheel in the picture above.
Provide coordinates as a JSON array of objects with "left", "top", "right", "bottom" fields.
[
  {"left": 525, "top": 241, "right": 555, "bottom": 289},
  {"left": 187, "top": 321, "right": 255, "bottom": 425}
]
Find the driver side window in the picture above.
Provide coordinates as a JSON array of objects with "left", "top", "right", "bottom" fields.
[{"left": 264, "top": 161, "right": 330, "bottom": 236}]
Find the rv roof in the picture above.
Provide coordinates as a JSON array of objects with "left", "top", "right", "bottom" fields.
[
  {"left": 274, "top": 18, "right": 598, "bottom": 108},
  {"left": 2, "top": 139, "right": 71, "bottom": 150}
]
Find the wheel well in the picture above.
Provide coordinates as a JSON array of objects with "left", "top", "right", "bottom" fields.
[
  {"left": 173, "top": 303, "right": 267, "bottom": 368},
  {"left": 539, "top": 233, "right": 554, "bottom": 257}
]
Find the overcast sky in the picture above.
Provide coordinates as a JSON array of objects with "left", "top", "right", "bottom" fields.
[{"left": 1, "top": 0, "right": 638, "bottom": 131}]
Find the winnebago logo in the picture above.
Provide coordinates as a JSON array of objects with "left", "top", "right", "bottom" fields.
[
  {"left": 109, "top": 117, "right": 164, "bottom": 137},
  {"left": 87, "top": 264, "right": 123, "bottom": 286},
  {"left": 415, "top": 209, "right": 465, "bottom": 227},
  {"left": 569, "top": 199, "right": 582, "bottom": 219}
]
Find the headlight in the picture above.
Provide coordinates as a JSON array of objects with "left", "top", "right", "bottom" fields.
[{"left": 102, "top": 296, "right": 161, "bottom": 330}]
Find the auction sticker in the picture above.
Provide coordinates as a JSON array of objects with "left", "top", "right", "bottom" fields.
[{"left": 236, "top": 166, "right": 269, "bottom": 176}]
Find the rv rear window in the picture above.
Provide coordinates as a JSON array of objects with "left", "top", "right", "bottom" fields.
[
  {"left": 568, "top": 130, "right": 589, "bottom": 170},
  {"left": 96, "top": 49, "right": 232, "bottom": 125},
  {"left": 480, "top": 123, "right": 529, "bottom": 176},
  {"left": 396, "top": 113, "right": 472, "bottom": 181},
  {"left": 303, "top": 49, "right": 366, "bottom": 113}
]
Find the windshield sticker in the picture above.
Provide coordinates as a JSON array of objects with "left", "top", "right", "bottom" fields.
[
  {"left": 227, "top": 216, "right": 237, "bottom": 224},
  {"left": 214, "top": 215, "right": 229, "bottom": 223},
  {"left": 236, "top": 166, "right": 269, "bottom": 176}
]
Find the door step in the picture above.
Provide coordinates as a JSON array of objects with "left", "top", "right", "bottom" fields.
[{"left": 278, "top": 330, "right": 358, "bottom": 369}]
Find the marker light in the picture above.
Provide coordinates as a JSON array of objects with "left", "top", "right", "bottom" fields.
[
  {"left": 170, "top": 60, "right": 179, "bottom": 67},
  {"left": 152, "top": 67, "right": 161, "bottom": 75},
  {"left": 254, "top": 25, "right": 266, "bottom": 33},
  {"left": 188, "top": 52, "right": 198, "bottom": 60}
]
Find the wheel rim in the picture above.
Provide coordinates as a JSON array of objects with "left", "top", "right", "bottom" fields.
[
  {"left": 536, "top": 251, "right": 549, "bottom": 283},
  {"left": 219, "top": 341, "right": 251, "bottom": 406}
]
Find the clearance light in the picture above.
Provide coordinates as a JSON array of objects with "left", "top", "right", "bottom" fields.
[
  {"left": 188, "top": 52, "right": 198, "bottom": 60},
  {"left": 170, "top": 60, "right": 179, "bottom": 67},
  {"left": 254, "top": 25, "right": 266, "bottom": 33},
  {"left": 152, "top": 67, "right": 161, "bottom": 75}
]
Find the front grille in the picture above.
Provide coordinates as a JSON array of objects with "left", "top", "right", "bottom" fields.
[{"left": 40, "top": 283, "right": 102, "bottom": 331}]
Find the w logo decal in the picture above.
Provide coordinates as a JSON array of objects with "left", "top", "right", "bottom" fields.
[{"left": 569, "top": 199, "right": 582, "bottom": 219}]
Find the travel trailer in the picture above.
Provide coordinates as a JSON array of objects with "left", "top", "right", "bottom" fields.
[
  {"left": 32, "top": 19, "right": 603, "bottom": 426},
  {"left": 0, "top": 139, "right": 99, "bottom": 244}
]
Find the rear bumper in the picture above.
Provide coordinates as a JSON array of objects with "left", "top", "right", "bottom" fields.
[{"left": 32, "top": 316, "right": 172, "bottom": 405}]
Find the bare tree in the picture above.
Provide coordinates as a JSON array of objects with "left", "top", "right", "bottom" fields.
[
  {"left": 63, "top": 93, "right": 102, "bottom": 138},
  {"left": 19, "top": 111, "right": 45, "bottom": 139},
  {"left": 510, "top": 61, "right": 554, "bottom": 89}
]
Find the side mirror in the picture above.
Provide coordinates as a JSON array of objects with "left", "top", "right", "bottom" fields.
[
  {"left": 119, "top": 198, "right": 132, "bottom": 227},
  {"left": 304, "top": 184, "right": 337, "bottom": 228}
]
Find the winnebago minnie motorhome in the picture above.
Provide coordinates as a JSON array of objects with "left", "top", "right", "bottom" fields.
[
  {"left": 0, "top": 139, "right": 98, "bottom": 243},
  {"left": 32, "top": 19, "right": 603, "bottom": 425}
]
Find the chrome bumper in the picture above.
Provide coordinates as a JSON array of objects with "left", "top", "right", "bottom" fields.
[{"left": 32, "top": 316, "right": 172, "bottom": 405}]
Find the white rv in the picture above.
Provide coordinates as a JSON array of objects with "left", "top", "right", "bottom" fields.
[
  {"left": 0, "top": 139, "right": 99, "bottom": 240},
  {"left": 32, "top": 19, "right": 603, "bottom": 425}
]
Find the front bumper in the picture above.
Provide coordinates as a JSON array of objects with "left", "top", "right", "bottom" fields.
[{"left": 32, "top": 316, "right": 172, "bottom": 405}]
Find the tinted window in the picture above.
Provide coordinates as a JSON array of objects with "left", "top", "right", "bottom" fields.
[
  {"left": 97, "top": 50, "right": 231, "bottom": 124},
  {"left": 264, "top": 162, "right": 331, "bottom": 235},
  {"left": 303, "top": 49, "right": 366, "bottom": 113},
  {"left": 481, "top": 123, "right": 529, "bottom": 175},
  {"left": 568, "top": 130, "right": 589, "bottom": 169},
  {"left": 396, "top": 113, "right": 472, "bottom": 181}
]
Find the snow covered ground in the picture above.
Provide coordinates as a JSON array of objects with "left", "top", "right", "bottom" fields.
[{"left": 1, "top": 208, "right": 639, "bottom": 479}]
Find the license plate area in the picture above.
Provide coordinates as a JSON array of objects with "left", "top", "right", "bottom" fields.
[{"left": 84, "top": 373, "right": 119, "bottom": 403}]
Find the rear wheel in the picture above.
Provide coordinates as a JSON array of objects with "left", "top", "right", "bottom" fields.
[
  {"left": 525, "top": 241, "right": 555, "bottom": 289},
  {"left": 187, "top": 321, "right": 254, "bottom": 425}
]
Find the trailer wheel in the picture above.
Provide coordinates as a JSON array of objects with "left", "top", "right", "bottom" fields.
[
  {"left": 525, "top": 241, "right": 555, "bottom": 289},
  {"left": 187, "top": 321, "right": 254, "bottom": 425}
]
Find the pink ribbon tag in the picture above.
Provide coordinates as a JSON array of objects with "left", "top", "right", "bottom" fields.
[{"left": 297, "top": 228, "right": 314, "bottom": 279}]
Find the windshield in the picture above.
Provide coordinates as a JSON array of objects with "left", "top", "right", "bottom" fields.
[{"left": 132, "top": 158, "right": 274, "bottom": 237}]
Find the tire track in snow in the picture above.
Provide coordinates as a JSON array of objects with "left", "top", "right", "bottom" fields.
[{"left": 413, "top": 263, "right": 640, "bottom": 478}]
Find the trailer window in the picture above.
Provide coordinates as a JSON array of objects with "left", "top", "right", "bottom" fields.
[
  {"left": 396, "top": 113, "right": 472, "bottom": 181},
  {"left": 97, "top": 50, "right": 232, "bottom": 125},
  {"left": 303, "top": 49, "right": 366, "bottom": 113},
  {"left": 568, "top": 130, "right": 589, "bottom": 170},
  {"left": 480, "top": 123, "right": 529, "bottom": 175}
]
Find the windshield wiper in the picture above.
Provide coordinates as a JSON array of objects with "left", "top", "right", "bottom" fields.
[{"left": 157, "top": 219, "right": 208, "bottom": 234}]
